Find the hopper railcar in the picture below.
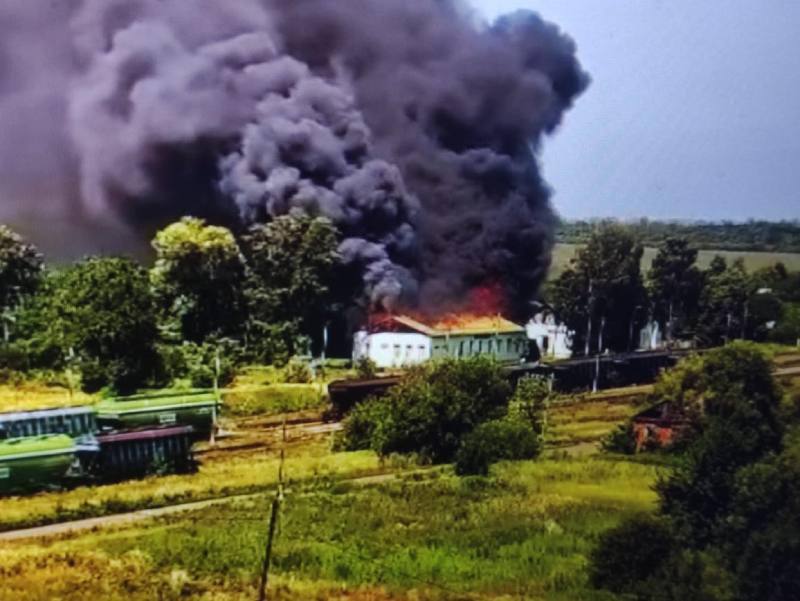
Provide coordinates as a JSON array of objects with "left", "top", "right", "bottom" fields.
[
  {"left": 0, "top": 389, "right": 220, "bottom": 496},
  {"left": 0, "top": 435, "right": 78, "bottom": 495},
  {"left": 95, "top": 390, "right": 220, "bottom": 439}
]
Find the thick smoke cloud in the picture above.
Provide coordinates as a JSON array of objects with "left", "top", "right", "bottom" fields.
[{"left": 0, "top": 0, "right": 588, "bottom": 316}]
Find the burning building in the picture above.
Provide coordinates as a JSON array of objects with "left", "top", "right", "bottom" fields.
[
  {"left": 353, "top": 313, "right": 529, "bottom": 368},
  {"left": 0, "top": 0, "right": 588, "bottom": 322}
]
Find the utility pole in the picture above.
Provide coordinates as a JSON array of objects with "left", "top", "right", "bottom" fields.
[
  {"left": 584, "top": 279, "right": 593, "bottom": 357},
  {"left": 211, "top": 348, "right": 221, "bottom": 446},
  {"left": 258, "top": 416, "right": 287, "bottom": 601},
  {"left": 741, "top": 302, "right": 749, "bottom": 340},
  {"left": 592, "top": 316, "right": 605, "bottom": 393}
]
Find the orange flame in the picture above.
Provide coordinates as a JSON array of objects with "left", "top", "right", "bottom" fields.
[{"left": 368, "top": 281, "right": 509, "bottom": 329}]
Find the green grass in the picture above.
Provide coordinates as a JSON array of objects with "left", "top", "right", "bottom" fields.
[
  {"left": 222, "top": 383, "right": 327, "bottom": 417},
  {"left": 547, "top": 398, "right": 645, "bottom": 448},
  {"left": 0, "top": 440, "right": 388, "bottom": 533},
  {"left": 551, "top": 243, "right": 800, "bottom": 279},
  {"left": 56, "top": 455, "right": 660, "bottom": 601}
]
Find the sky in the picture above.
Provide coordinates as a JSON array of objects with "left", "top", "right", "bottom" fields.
[{"left": 471, "top": 0, "right": 800, "bottom": 221}]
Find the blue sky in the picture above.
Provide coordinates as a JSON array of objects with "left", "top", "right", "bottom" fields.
[{"left": 470, "top": 0, "right": 800, "bottom": 221}]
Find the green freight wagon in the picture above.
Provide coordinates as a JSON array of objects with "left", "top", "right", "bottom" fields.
[
  {"left": 0, "top": 435, "right": 76, "bottom": 495},
  {"left": 94, "top": 390, "right": 221, "bottom": 439},
  {"left": 0, "top": 406, "right": 97, "bottom": 441}
]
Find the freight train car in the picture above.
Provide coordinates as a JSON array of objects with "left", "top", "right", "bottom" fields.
[
  {"left": 327, "top": 376, "right": 402, "bottom": 418},
  {"left": 90, "top": 425, "right": 196, "bottom": 480},
  {"left": 329, "top": 350, "right": 692, "bottom": 415},
  {"left": 95, "top": 390, "right": 220, "bottom": 439},
  {"left": 0, "top": 406, "right": 97, "bottom": 440},
  {"left": 0, "top": 435, "right": 77, "bottom": 495}
]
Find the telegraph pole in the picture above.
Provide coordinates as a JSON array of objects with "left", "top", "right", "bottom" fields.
[
  {"left": 258, "top": 416, "right": 286, "bottom": 601},
  {"left": 584, "top": 279, "right": 594, "bottom": 357}
]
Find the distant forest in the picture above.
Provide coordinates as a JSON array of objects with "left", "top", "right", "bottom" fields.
[{"left": 557, "top": 219, "right": 800, "bottom": 253}]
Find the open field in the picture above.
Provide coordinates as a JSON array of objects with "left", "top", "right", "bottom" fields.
[
  {"left": 2, "top": 351, "right": 796, "bottom": 599},
  {"left": 550, "top": 243, "right": 800, "bottom": 279},
  {"left": 1, "top": 455, "right": 663, "bottom": 601},
  {"left": 0, "top": 380, "right": 95, "bottom": 413}
]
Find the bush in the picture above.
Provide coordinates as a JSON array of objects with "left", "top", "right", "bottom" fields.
[
  {"left": 355, "top": 356, "right": 378, "bottom": 379},
  {"left": 339, "top": 356, "right": 512, "bottom": 463},
  {"left": 602, "top": 422, "right": 637, "bottom": 454},
  {"left": 507, "top": 376, "right": 551, "bottom": 435},
  {"left": 589, "top": 514, "right": 676, "bottom": 595},
  {"left": 454, "top": 418, "right": 541, "bottom": 476},
  {"left": 334, "top": 396, "right": 386, "bottom": 452},
  {"left": 282, "top": 360, "right": 313, "bottom": 383},
  {"left": 160, "top": 341, "right": 238, "bottom": 389}
]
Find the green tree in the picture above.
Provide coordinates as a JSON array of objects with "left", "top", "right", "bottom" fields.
[
  {"left": 696, "top": 258, "right": 752, "bottom": 346},
  {"left": 341, "top": 356, "right": 512, "bottom": 463},
  {"left": 17, "top": 258, "right": 162, "bottom": 393},
  {"left": 655, "top": 343, "right": 783, "bottom": 547},
  {"left": 648, "top": 237, "right": 702, "bottom": 341},
  {"left": 723, "top": 444, "right": 800, "bottom": 601},
  {"left": 507, "top": 375, "right": 551, "bottom": 437},
  {"left": 241, "top": 213, "right": 339, "bottom": 358},
  {"left": 454, "top": 418, "right": 540, "bottom": 476},
  {"left": 0, "top": 225, "right": 42, "bottom": 342},
  {"left": 151, "top": 217, "right": 246, "bottom": 343},
  {"left": 549, "top": 224, "right": 647, "bottom": 354}
]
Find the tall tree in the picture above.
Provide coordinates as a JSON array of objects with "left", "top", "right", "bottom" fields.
[
  {"left": 151, "top": 217, "right": 247, "bottom": 343},
  {"left": 549, "top": 224, "right": 647, "bottom": 354},
  {"left": 242, "top": 213, "right": 339, "bottom": 338},
  {"left": 0, "top": 225, "right": 43, "bottom": 342},
  {"left": 647, "top": 237, "right": 702, "bottom": 341},
  {"left": 17, "top": 258, "right": 162, "bottom": 392},
  {"left": 696, "top": 257, "right": 752, "bottom": 346}
]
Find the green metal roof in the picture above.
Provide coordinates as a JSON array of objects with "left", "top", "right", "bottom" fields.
[
  {"left": 0, "top": 435, "right": 75, "bottom": 460},
  {"left": 95, "top": 391, "right": 220, "bottom": 415},
  {"left": 105, "top": 389, "right": 216, "bottom": 402}
]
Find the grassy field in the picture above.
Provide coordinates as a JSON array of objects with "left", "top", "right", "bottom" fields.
[
  {"left": 550, "top": 243, "right": 800, "bottom": 279},
  {"left": 2, "top": 454, "right": 663, "bottom": 601},
  {"left": 0, "top": 380, "right": 95, "bottom": 413},
  {"left": 0, "top": 374, "right": 659, "bottom": 600}
]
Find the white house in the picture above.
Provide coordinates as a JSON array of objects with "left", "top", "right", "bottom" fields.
[
  {"left": 353, "top": 314, "right": 529, "bottom": 369},
  {"left": 526, "top": 313, "right": 573, "bottom": 360},
  {"left": 353, "top": 330, "right": 432, "bottom": 369}
]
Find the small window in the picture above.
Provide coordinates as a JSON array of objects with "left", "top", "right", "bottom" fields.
[{"left": 381, "top": 343, "right": 389, "bottom": 350}]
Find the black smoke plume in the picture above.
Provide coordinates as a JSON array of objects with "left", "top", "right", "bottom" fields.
[{"left": 0, "top": 0, "right": 588, "bottom": 317}]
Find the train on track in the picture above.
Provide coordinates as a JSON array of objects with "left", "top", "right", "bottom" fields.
[
  {"left": 329, "top": 349, "right": 691, "bottom": 416},
  {"left": 0, "top": 390, "right": 220, "bottom": 496}
]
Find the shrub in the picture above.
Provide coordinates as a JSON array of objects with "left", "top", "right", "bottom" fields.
[
  {"left": 507, "top": 375, "right": 551, "bottom": 435},
  {"left": 355, "top": 356, "right": 378, "bottom": 379},
  {"left": 454, "top": 418, "right": 541, "bottom": 476},
  {"left": 589, "top": 514, "right": 676, "bottom": 595},
  {"left": 282, "top": 360, "right": 313, "bottom": 383},
  {"left": 161, "top": 341, "right": 238, "bottom": 388},
  {"left": 339, "top": 356, "right": 512, "bottom": 463},
  {"left": 601, "top": 422, "right": 637, "bottom": 455},
  {"left": 335, "top": 396, "right": 386, "bottom": 452}
]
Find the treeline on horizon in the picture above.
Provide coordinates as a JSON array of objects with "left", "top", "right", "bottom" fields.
[{"left": 557, "top": 218, "right": 800, "bottom": 253}]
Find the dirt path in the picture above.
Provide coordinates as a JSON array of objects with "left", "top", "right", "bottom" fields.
[{"left": 0, "top": 470, "right": 407, "bottom": 543}]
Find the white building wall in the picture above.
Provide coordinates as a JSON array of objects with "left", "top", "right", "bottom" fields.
[
  {"left": 526, "top": 314, "right": 573, "bottom": 360},
  {"left": 353, "top": 331, "right": 432, "bottom": 368}
]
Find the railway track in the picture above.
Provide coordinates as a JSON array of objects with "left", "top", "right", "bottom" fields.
[{"left": 194, "top": 415, "right": 342, "bottom": 460}]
